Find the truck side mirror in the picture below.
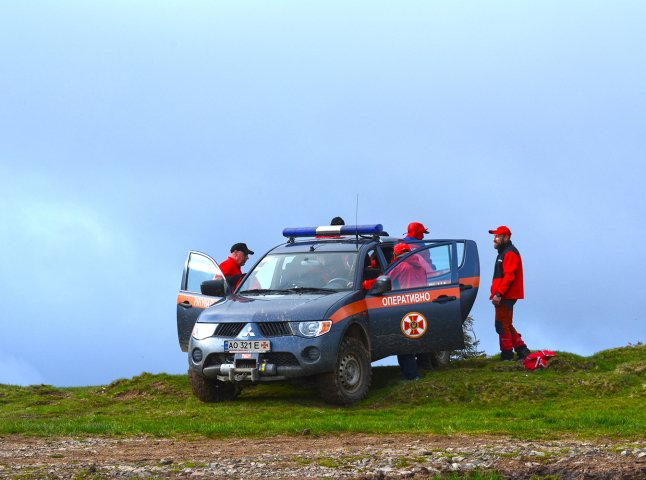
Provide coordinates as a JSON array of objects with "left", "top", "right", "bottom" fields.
[
  {"left": 370, "top": 275, "right": 392, "bottom": 295},
  {"left": 201, "top": 279, "right": 226, "bottom": 297}
]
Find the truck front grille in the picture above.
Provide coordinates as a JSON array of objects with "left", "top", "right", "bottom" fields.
[
  {"left": 214, "top": 323, "right": 245, "bottom": 337},
  {"left": 258, "top": 322, "right": 292, "bottom": 337}
]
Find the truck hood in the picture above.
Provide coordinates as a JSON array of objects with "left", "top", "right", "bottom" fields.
[{"left": 198, "top": 291, "right": 352, "bottom": 323}]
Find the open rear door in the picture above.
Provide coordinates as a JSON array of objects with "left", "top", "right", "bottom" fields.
[
  {"left": 457, "top": 240, "right": 480, "bottom": 322},
  {"left": 176, "top": 251, "right": 228, "bottom": 352}
]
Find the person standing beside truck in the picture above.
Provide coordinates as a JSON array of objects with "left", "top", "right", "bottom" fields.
[
  {"left": 219, "top": 242, "right": 254, "bottom": 289},
  {"left": 389, "top": 243, "right": 427, "bottom": 381},
  {"left": 403, "top": 221, "right": 435, "bottom": 273},
  {"left": 403, "top": 221, "right": 427, "bottom": 243},
  {"left": 489, "top": 226, "right": 531, "bottom": 361},
  {"left": 401, "top": 222, "right": 435, "bottom": 369}
]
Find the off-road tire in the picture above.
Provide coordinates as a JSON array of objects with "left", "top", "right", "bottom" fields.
[
  {"left": 318, "top": 336, "right": 371, "bottom": 405},
  {"left": 188, "top": 369, "right": 238, "bottom": 402},
  {"left": 430, "top": 350, "right": 451, "bottom": 367}
]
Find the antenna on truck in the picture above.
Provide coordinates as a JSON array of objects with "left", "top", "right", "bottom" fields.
[{"left": 355, "top": 193, "right": 360, "bottom": 248}]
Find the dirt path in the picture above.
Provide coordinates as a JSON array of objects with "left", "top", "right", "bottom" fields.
[{"left": 1, "top": 434, "right": 644, "bottom": 479}]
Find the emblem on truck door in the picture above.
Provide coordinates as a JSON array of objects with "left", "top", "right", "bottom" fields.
[{"left": 401, "top": 312, "right": 427, "bottom": 339}]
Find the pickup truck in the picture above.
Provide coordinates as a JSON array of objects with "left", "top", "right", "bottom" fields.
[{"left": 176, "top": 224, "right": 479, "bottom": 405}]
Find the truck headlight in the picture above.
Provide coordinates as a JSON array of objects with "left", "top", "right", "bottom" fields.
[
  {"left": 192, "top": 323, "right": 218, "bottom": 340},
  {"left": 297, "top": 321, "right": 332, "bottom": 337}
]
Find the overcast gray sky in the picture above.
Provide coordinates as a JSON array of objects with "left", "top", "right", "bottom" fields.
[{"left": 1, "top": 1, "right": 645, "bottom": 386}]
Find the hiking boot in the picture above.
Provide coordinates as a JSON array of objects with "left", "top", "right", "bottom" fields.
[
  {"left": 515, "top": 345, "right": 531, "bottom": 361},
  {"left": 500, "top": 350, "right": 515, "bottom": 361}
]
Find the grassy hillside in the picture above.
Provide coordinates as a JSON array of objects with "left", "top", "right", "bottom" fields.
[{"left": 0, "top": 345, "right": 643, "bottom": 439}]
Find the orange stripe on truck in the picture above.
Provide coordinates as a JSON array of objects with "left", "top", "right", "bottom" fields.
[
  {"left": 460, "top": 276, "right": 480, "bottom": 288},
  {"left": 328, "top": 286, "right": 461, "bottom": 324},
  {"left": 177, "top": 293, "right": 218, "bottom": 309}
]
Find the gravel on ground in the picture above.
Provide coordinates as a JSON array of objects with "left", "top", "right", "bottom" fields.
[{"left": 1, "top": 434, "right": 644, "bottom": 479}]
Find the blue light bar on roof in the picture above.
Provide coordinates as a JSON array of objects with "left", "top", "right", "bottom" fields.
[{"left": 282, "top": 224, "right": 383, "bottom": 238}]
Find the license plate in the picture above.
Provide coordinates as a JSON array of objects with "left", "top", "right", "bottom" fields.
[{"left": 224, "top": 340, "right": 271, "bottom": 353}]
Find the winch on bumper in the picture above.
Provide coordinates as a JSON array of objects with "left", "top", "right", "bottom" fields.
[
  {"left": 203, "top": 355, "right": 299, "bottom": 382},
  {"left": 188, "top": 324, "right": 343, "bottom": 382}
]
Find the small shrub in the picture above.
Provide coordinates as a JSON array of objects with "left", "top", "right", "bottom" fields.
[{"left": 452, "top": 315, "right": 486, "bottom": 361}]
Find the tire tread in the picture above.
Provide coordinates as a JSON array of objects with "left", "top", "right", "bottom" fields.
[
  {"left": 318, "top": 336, "right": 371, "bottom": 405},
  {"left": 188, "top": 369, "right": 238, "bottom": 402}
]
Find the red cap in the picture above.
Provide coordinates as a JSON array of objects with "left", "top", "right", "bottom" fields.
[
  {"left": 405, "top": 222, "right": 429, "bottom": 238},
  {"left": 393, "top": 243, "right": 411, "bottom": 256},
  {"left": 488, "top": 225, "right": 512, "bottom": 236}
]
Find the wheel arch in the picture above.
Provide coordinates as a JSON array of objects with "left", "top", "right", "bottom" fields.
[{"left": 342, "top": 319, "right": 370, "bottom": 352}]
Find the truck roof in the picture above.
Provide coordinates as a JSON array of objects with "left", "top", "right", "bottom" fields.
[{"left": 268, "top": 235, "right": 400, "bottom": 254}]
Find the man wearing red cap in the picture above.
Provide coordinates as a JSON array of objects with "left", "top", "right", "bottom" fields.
[
  {"left": 401, "top": 223, "right": 436, "bottom": 370},
  {"left": 404, "top": 222, "right": 429, "bottom": 241},
  {"left": 403, "top": 221, "right": 435, "bottom": 274},
  {"left": 489, "top": 226, "right": 530, "bottom": 361}
]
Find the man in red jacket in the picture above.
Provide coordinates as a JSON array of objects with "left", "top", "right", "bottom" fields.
[
  {"left": 489, "top": 226, "right": 531, "bottom": 361},
  {"left": 220, "top": 242, "right": 254, "bottom": 289}
]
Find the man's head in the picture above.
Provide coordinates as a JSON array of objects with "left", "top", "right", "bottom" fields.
[
  {"left": 405, "top": 222, "right": 429, "bottom": 240},
  {"left": 330, "top": 216, "right": 345, "bottom": 226},
  {"left": 393, "top": 243, "right": 411, "bottom": 259},
  {"left": 488, "top": 226, "right": 511, "bottom": 250},
  {"left": 230, "top": 242, "right": 254, "bottom": 266}
]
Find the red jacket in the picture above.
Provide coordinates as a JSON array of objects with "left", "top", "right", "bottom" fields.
[
  {"left": 389, "top": 257, "right": 427, "bottom": 290},
  {"left": 490, "top": 242, "right": 524, "bottom": 300},
  {"left": 219, "top": 256, "right": 242, "bottom": 277}
]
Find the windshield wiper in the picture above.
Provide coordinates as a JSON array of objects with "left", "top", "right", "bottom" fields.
[
  {"left": 238, "top": 288, "right": 292, "bottom": 295},
  {"left": 285, "top": 287, "right": 338, "bottom": 294},
  {"left": 239, "top": 287, "right": 339, "bottom": 296}
]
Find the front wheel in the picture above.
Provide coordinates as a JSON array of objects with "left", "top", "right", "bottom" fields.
[
  {"left": 430, "top": 350, "right": 451, "bottom": 367},
  {"left": 318, "top": 336, "right": 371, "bottom": 405},
  {"left": 188, "top": 369, "right": 238, "bottom": 402}
]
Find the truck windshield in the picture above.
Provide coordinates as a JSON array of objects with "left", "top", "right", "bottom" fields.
[{"left": 239, "top": 251, "right": 358, "bottom": 293}]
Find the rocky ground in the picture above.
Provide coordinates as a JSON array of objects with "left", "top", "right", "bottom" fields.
[{"left": 1, "top": 434, "right": 644, "bottom": 479}]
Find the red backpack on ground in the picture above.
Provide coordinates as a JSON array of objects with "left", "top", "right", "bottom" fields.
[{"left": 523, "top": 350, "right": 556, "bottom": 370}]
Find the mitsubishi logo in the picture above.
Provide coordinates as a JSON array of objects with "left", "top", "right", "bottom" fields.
[{"left": 240, "top": 325, "right": 255, "bottom": 337}]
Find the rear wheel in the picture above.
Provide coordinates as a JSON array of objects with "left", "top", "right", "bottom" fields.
[
  {"left": 318, "top": 336, "right": 371, "bottom": 405},
  {"left": 188, "top": 369, "right": 238, "bottom": 402},
  {"left": 430, "top": 350, "right": 451, "bottom": 367}
]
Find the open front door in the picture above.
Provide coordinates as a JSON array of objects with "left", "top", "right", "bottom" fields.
[
  {"left": 176, "top": 251, "right": 228, "bottom": 351},
  {"left": 367, "top": 241, "right": 464, "bottom": 358}
]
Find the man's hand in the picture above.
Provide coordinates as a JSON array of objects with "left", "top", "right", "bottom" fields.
[{"left": 492, "top": 293, "right": 502, "bottom": 306}]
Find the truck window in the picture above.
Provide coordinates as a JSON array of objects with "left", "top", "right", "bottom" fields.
[
  {"left": 388, "top": 244, "right": 454, "bottom": 291},
  {"left": 186, "top": 253, "right": 221, "bottom": 293}
]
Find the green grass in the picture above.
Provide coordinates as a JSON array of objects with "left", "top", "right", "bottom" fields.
[{"left": 0, "top": 345, "right": 643, "bottom": 439}]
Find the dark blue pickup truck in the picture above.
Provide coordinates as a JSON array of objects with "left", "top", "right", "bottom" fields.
[{"left": 177, "top": 224, "right": 479, "bottom": 405}]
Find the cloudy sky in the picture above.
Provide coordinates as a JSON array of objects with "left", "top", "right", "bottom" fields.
[{"left": 1, "top": 1, "right": 644, "bottom": 386}]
